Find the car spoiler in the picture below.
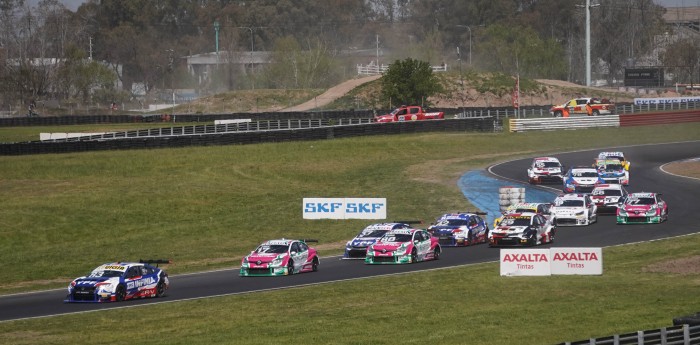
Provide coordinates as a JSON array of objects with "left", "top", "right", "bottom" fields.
[
  {"left": 393, "top": 220, "right": 424, "bottom": 225},
  {"left": 139, "top": 259, "right": 172, "bottom": 267},
  {"left": 459, "top": 211, "right": 487, "bottom": 216},
  {"left": 300, "top": 239, "right": 318, "bottom": 243}
]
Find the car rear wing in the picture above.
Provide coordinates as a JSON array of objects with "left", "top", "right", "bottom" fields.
[
  {"left": 139, "top": 259, "right": 172, "bottom": 267},
  {"left": 459, "top": 211, "right": 488, "bottom": 216},
  {"left": 393, "top": 220, "right": 424, "bottom": 225},
  {"left": 300, "top": 239, "right": 318, "bottom": 243}
]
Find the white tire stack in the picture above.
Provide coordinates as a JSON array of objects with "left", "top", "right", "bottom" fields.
[{"left": 498, "top": 187, "right": 526, "bottom": 213}]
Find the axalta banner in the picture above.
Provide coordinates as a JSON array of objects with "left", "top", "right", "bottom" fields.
[
  {"left": 303, "top": 198, "right": 387, "bottom": 219},
  {"left": 500, "top": 247, "right": 603, "bottom": 276}
]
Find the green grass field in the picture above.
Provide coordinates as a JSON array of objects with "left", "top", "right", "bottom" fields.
[{"left": 0, "top": 122, "right": 699, "bottom": 344}]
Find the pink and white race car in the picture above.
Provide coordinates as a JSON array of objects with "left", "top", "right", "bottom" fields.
[
  {"left": 240, "top": 239, "right": 319, "bottom": 276},
  {"left": 365, "top": 228, "right": 441, "bottom": 264}
]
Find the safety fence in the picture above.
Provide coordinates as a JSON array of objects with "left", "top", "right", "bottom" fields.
[
  {"left": 0, "top": 117, "right": 501, "bottom": 155},
  {"left": 509, "top": 115, "right": 620, "bottom": 132},
  {"left": 41, "top": 118, "right": 376, "bottom": 142},
  {"left": 560, "top": 323, "right": 700, "bottom": 345}
]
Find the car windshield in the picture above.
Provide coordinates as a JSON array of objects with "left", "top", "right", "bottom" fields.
[
  {"left": 436, "top": 219, "right": 469, "bottom": 226},
  {"left": 541, "top": 162, "right": 560, "bottom": 168},
  {"left": 358, "top": 229, "right": 389, "bottom": 238},
  {"left": 500, "top": 217, "right": 531, "bottom": 227},
  {"left": 556, "top": 199, "right": 584, "bottom": 207},
  {"left": 603, "top": 164, "right": 624, "bottom": 171},
  {"left": 88, "top": 270, "right": 123, "bottom": 278},
  {"left": 627, "top": 197, "right": 655, "bottom": 205},
  {"left": 600, "top": 189, "right": 622, "bottom": 196},
  {"left": 572, "top": 171, "right": 598, "bottom": 177},
  {"left": 380, "top": 234, "right": 412, "bottom": 242},
  {"left": 255, "top": 244, "right": 289, "bottom": 254}
]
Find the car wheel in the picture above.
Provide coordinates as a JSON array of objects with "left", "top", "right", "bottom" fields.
[
  {"left": 592, "top": 110, "right": 600, "bottom": 116},
  {"left": 433, "top": 247, "right": 441, "bottom": 260},
  {"left": 115, "top": 284, "right": 126, "bottom": 302},
  {"left": 312, "top": 257, "right": 319, "bottom": 272},
  {"left": 156, "top": 278, "right": 166, "bottom": 298},
  {"left": 287, "top": 259, "right": 294, "bottom": 275},
  {"left": 554, "top": 111, "right": 563, "bottom": 118},
  {"left": 467, "top": 230, "right": 473, "bottom": 245},
  {"left": 410, "top": 248, "right": 417, "bottom": 263}
]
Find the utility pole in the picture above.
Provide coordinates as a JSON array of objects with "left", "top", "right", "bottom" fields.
[
  {"left": 89, "top": 36, "right": 93, "bottom": 61},
  {"left": 580, "top": 0, "right": 599, "bottom": 86},
  {"left": 376, "top": 34, "right": 380, "bottom": 71}
]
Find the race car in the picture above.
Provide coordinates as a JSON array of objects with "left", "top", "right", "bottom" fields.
[
  {"left": 617, "top": 192, "right": 668, "bottom": 224},
  {"left": 590, "top": 184, "right": 628, "bottom": 214},
  {"left": 527, "top": 157, "right": 564, "bottom": 184},
  {"left": 550, "top": 97, "right": 614, "bottom": 117},
  {"left": 493, "top": 202, "right": 554, "bottom": 228},
  {"left": 65, "top": 260, "right": 170, "bottom": 303},
  {"left": 427, "top": 212, "right": 488, "bottom": 246},
  {"left": 488, "top": 212, "right": 555, "bottom": 247},
  {"left": 563, "top": 166, "right": 604, "bottom": 193},
  {"left": 365, "top": 228, "right": 441, "bottom": 264},
  {"left": 594, "top": 158, "right": 629, "bottom": 185},
  {"left": 344, "top": 222, "right": 413, "bottom": 259},
  {"left": 550, "top": 193, "right": 597, "bottom": 226},
  {"left": 240, "top": 238, "right": 319, "bottom": 276},
  {"left": 598, "top": 151, "right": 630, "bottom": 171}
]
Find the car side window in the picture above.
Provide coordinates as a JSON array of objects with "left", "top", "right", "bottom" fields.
[
  {"left": 291, "top": 243, "right": 301, "bottom": 253},
  {"left": 298, "top": 242, "right": 308, "bottom": 252}
]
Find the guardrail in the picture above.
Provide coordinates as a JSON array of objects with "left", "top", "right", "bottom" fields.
[
  {"left": 42, "top": 118, "right": 376, "bottom": 142},
  {"left": 509, "top": 115, "right": 620, "bottom": 132},
  {"left": 618, "top": 101, "right": 700, "bottom": 114},
  {"left": 560, "top": 323, "right": 700, "bottom": 345}
]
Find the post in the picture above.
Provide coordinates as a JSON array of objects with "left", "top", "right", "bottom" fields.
[
  {"left": 213, "top": 20, "right": 220, "bottom": 54},
  {"left": 585, "top": 0, "right": 591, "bottom": 86}
]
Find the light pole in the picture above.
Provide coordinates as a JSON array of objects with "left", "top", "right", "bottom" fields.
[
  {"left": 239, "top": 26, "right": 255, "bottom": 90},
  {"left": 456, "top": 25, "right": 474, "bottom": 66},
  {"left": 213, "top": 20, "right": 220, "bottom": 55}
]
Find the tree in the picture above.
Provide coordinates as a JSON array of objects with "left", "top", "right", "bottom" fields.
[
  {"left": 661, "top": 38, "right": 700, "bottom": 87},
  {"left": 381, "top": 58, "right": 442, "bottom": 106}
]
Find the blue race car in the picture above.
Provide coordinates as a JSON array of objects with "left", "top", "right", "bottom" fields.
[
  {"left": 427, "top": 212, "right": 489, "bottom": 246},
  {"left": 343, "top": 222, "right": 414, "bottom": 259},
  {"left": 563, "top": 166, "right": 605, "bottom": 193},
  {"left": 65, "top": 260, "right": 170, "bottom": 303}
]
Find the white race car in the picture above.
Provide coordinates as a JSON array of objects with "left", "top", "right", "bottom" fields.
[
  {"left": 590, "top": 184, "right": 628, "bottom": 213},
  {"left": 527, "top": 157, "right": 564, "bottom": 184},
  {"left": 551, "top": 193, "right": 598, "bottom": 226}
]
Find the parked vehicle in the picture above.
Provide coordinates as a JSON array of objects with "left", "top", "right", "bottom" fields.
[{"left": 374, "top": 105, "right": 444, "bottom": 123}]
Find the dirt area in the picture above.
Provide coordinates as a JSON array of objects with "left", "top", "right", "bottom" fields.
[
  {"left": 663, "top": 160, "right": 700, "bottom": 179},
  {"left": 281, "top": 75, "right": 381, "bottom": 111},
  {"left": 644, "top": 256, "right": 700, "bottom": 275}
]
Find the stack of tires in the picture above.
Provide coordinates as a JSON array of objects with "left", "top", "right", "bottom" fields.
[
  {"left": 499, "top": 187, "right": 525, "bottom": 213},
  {"left": 673, "top": 312, "right": 700, "bottom": 326}
]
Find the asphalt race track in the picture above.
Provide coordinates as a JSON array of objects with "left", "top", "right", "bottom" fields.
[{"left": 1, "top": 141, "right": 699, "bottom": 322}]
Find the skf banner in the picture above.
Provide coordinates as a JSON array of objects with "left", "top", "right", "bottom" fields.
[
  {"left": 500, "top": 248, "right": 603, "bottom": 276},
  {"left": 303, "top": 198, "right": 387, "bottom": 219}
]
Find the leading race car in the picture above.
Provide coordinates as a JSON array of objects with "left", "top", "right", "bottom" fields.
[
  {"left": 240, "top": 238, "right": 319, "bottom": 276},
  {"left": 598, "top": 151, "right": 630, "bottom": 171},
  {"left": 594, "top": 158, "right": 629, "bottom": 185},
  {"left": 365, "top": 228, "right": 441, "bottom": 264},
  {"left": 563, "top": 166, "right": 605, "bottom": 193},
  {"left": 427, "top": 212, "right": 489, "bottom": 247},
  {"left": 550, "top": 193, "right": 597, "bottom": 226},
  {"left": 343, "top": 222, "right": 413, "bottom": 259},
  {"left": 617, "top": 192, "right": 668, "bottom": 224},
  {"left": 590, "top": 184, "right": 628, "bottom": 214},
  {"left": 65, "top": 260, "right": 170, "bottom": 303},
  {"left": 488, "top": 212, "right": 555, "bottom": 247},
  {"left": 527, "top": 157, "right": 564, "bottom": 184}
]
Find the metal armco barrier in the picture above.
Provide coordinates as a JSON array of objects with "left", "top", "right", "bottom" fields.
[
  {"left": 619, "top": 110, "right": 700, "bottom": 126},
  {"left": 0, "top": 117, "right": 500, "bottom": 155},
  {"left": 560, "top": 323, "right": 700, "bottom": 345},
  {"left": 509, "top": 116, "right": 620, "bottom": 132}
]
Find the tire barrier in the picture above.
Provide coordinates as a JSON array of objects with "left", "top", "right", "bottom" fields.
[
  {"left": 673, "top": 312, "right": 700, "bottom": 326},
  {"left": 0, "top": 117, "right": 501, "bottom": 155},
  {"left": 498, "top": 187, "right": 525, "bottom": 213}
]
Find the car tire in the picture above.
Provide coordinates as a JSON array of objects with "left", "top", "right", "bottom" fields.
[
  {"left": 433, "top": 247, "right": 441, "bottom": 260},
  {"left": 410, "top": 248, "right": 417, "bottom": 263},
  {"left": 592, "top": 110, "right": 600, "bottom": 116},
  {"left": 554, "top": 111, "right": 563, "bottom": 118},
  {"left": 287, "top": 259, "right": 294, "bottom": 275},
  {"left": 156, "top": 278, "right": 166, "bottom": 298},
  {"left": 312, "top": 257, "right": 319, "bottom": 272},
  {"left": 115, "top": 285, "right": 126, "bottom": 302}
]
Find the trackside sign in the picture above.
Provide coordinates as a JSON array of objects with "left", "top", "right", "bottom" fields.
[
  {"left": 303, "top": 198, "right": 387, "bottom": 219},
  {"left": 500, "top": 248, "right": 603, "bottom": 276}
]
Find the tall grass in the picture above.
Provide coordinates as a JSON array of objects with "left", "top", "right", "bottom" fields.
[{"left": 0, "top": 123, "right": 699, "bottom": 293}]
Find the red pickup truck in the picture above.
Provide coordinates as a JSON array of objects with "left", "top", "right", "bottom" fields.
[{"left": 374, "top": 105, "right": 445, "bottom": 123}]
